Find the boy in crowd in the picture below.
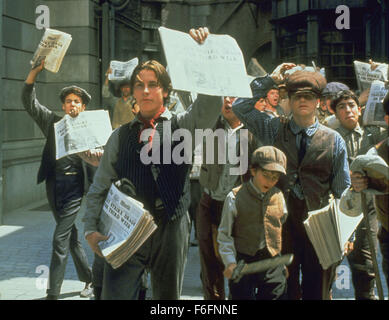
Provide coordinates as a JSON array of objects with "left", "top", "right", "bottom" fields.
[
  {"left": 218, "top": 146, "right": 288, "bottom": 300},
  {"left": 330, "top": 89, "right": 385, "bottom": 299},
  {"left": 232, "top": 66, "right": 350, "bottom": 300}
]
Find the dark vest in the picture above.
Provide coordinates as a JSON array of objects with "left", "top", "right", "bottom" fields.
[
  {"left": 37, "top": 115, "right": 62, "bottom": 184},
  {"left": 116, "top": 117, "right": 191, "bottom": 222},
  {"left": 274, "top": 121, "right": 335, "bottom": 211},
  {"left": 232, "top": 183, "right": 284, "bottom": 257},
  {"left": 374, "top": 138, "right": 389, "bottom": 231}
]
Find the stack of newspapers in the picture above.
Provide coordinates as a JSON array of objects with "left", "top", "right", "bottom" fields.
[
  {"left": 31, "top": 28, "right": 72, "bottom": 73},
  {"left": 304, "top": 198, "right": 363, "bottom": 270},
  {"left": 98, "top": 182, "right": 157, "bottom": 269}
]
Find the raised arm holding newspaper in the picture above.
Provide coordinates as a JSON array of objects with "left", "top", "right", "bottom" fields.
[
  {"left": 21, "top": 59, "right": 104, "bottom": 300},
  {"left": 82, "top": 27, "right": 239, "bottom": 300}
]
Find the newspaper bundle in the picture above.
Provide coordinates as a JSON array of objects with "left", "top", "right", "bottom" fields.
[
  {"left": 31, "top": 28, "right": 72, "bottom": 73},
  {"left": 54, "top": 110, "right": 112, "bottom": 159},
  {"left": 362, "top": 80, "right": 389, "bottom": 127},
  {"left": 108, "top": 57, "right": 139, "bottom": 81},
  {"left": 304, "top": 198, "right": 363, "bottom": 270},
  {"left": 98, "top": 182, "right": 157, "bottom": 269},
  {"left": 354, "top": 60, "right": 388, "bottom": 92}
]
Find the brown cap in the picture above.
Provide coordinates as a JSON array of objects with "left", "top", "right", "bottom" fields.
[
  {"left": 251, "top": 146, "right": 287, "bottom": 175},
  {"left": 285, "top": 70, "right": 327, "bottom": 96}
]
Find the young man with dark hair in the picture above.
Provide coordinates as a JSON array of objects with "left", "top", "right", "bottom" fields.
[
  {"left": 331, "top": 89, "right": 385, "bottom": 299},
  {"left": 83, "top": 28, "right": 225, "bottom": 300},
  {"left": 232, "top": 66, "right": 351, "bottom": 300},
  {"left": 22, "top": 60, "right": 101, "bottom": 300}
]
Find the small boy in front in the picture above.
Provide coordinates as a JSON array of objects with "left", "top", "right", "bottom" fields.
[{"left": 217, "top": 146, "right": 288, "bottom": 300}]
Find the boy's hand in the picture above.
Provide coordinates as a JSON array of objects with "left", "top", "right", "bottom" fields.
[
  {"left": 86, "top": 231, "right": 109, "bottom": 258},
  {"left": 271, "top": 62, "right": 296, "bottom": 83},
  {"left": 344, "top": 241, "right": 354, "bottom": 256},
  {"left": 26, "top": 59, "right": 45, "bottom": 84},
  {"left": 223, "top": 263, "right": 237, "bottom": 279},
  {"left": 189, "top": 27, "right": 209, "bottom": 44}
]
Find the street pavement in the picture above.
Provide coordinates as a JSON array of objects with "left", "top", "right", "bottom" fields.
[{"left": 0, "top": 199, "right": 387, "bottom": 300}]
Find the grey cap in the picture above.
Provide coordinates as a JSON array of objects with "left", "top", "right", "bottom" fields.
[
  {"left": 350, "top": 154, "right": 389, "bottom": 184},
  {"left": 322, "top": 82, "right": 350, "bottom": 97},
  {"left": 251, "top": 146, "right": 287, "bottom": 175},
  {"left": 59, "top": 85, "right": 91, "bottom": 105}
]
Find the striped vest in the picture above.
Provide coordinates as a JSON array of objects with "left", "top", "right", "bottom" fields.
[{"left": 116, "top": 117, "right": 191, "bottom": 221}]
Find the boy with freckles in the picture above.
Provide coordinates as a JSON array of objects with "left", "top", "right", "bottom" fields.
[{"left": 217, "top": 146, "right": 288, "bottom": 300}]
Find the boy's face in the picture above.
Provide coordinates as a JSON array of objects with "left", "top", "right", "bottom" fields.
[
  {"left": 221, "top": 96, "right": 238, "bottom": 122},
  {"left": 120, "top": 84, "right": 131, "bottom": 98},
  {"left": 254, "top": 97, "right": 266, "bottom": 111},
  {"left": 266, "top": 89, "right": 279, "bottom": 107},
  {"left": 62, "top": 93, "right": 85, "bottom": 118},
  {"left": 250, "top": 168, "right": 281, "bottom": 193},
  {"left": 289, "top": 91, "right": 319, "bottom": 118},
  {"left": 335, "top": 98, "right": 360, "bottom": 130},
  {"left": 132, "top": 69, "right": 168, "bottom": 119}
]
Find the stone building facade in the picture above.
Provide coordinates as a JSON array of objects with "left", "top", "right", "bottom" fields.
[{"left": 0, "top": 0, "right": 387, "bottom": 223}]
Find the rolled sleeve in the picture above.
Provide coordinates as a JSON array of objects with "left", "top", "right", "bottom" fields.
[
  {"left": 82, "top": 128, "right": 120, "bottom": 233},
  {"left": 331, "top": 133, "right": 351, "bottom": 198},
  {"left": 217, "top": 191, "right": 238, "bottom": 267}
]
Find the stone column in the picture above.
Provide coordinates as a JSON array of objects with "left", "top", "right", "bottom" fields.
[{"left": 307, "top": 13, "right": 319, "bottom": 65}]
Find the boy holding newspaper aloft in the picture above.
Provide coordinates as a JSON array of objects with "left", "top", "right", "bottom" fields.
[{"left": 22, "top": 60, "right": 103, "bottom": 300}]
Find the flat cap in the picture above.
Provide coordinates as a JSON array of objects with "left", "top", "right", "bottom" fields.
[
  {"left": 322, "top": 82, "right": 350, "bottom": 96},
  {"left": 285, "top": 70, "right": 327, "bottom": 95},
  {"left": 251, "top": 146, "right": 287, "bottom": 175},
  {"left": 59, "top": 85, "right": 91, "bottom": 105}
]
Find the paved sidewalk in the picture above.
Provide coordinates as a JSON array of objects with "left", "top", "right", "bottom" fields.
[
  {"left": 0, "top": 200, "right": 387, "bottom": 300},
  {"left": 0, "top": 199, "right": 203, "bottom": 300}
]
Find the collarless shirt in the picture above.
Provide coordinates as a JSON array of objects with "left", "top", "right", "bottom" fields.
[{"left": 204, "top": 116, "right": 244, "bottom": 202}]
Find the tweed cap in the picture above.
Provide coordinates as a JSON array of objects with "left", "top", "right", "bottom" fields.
[
  {"left": 285, "top": 70, "right": 327, "bottom": 95},
  {"left": 59, "top": 85, "right": 91, "bottom": 105},
  {"left": 251, "top": 146, "right": 287, "bottom": 175},
  {"left": 322, "top": 82, "right": 350, "bottom": 97}
]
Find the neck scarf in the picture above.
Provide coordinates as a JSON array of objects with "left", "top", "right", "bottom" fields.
[{"left": 138, "top": 106, "right": 166, "bottom": 151}]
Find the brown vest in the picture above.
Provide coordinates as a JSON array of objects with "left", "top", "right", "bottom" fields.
[
  {"left": 274, "top": 122, "right": 335, "bottom": 211},
  {"left": 374, "top": 138, "right": 389, "bottom": 231},
  {"left": 232, "top": 182, "right": 284, "bottom": 257}
]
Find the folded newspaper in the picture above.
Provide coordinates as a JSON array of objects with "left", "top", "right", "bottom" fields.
[
  {"left": 98, "top": 181, "right": 157, "bottom": 269},
  {"left": 303, "top": 198, "right": 363, "bottom": 270},
  {"left": 54, "top": 110, "right": 112, "bottom": 159},
  {"left": 108, "top": 57, "right": 139, "bottom": 81},
  {"left": 362, "top": 80, "right": 388, "bottom": 127},
  {"left": 31, "top": 28, "right": 72, "bottom": 73},
  {"left": 353, "top": 60, "right": 388, "bottom": 92}
]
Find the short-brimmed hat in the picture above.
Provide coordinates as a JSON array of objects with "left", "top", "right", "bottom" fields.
[
  {"left": 59, "top": 85, "right": 91, "bottom": 105},
  {"left": 322, "top": 82, "right": 350, "bottom": 97},
  {"left": 285, "top": 70, "right": 327, "bottom": 96},
  {"left": 251, "top": 146, "right": 287, "bottom": 175}
]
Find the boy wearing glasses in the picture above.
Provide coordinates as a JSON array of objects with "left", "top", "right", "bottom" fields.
[
  {"left": 218, "top": 146, "right": 288, "bottom": 300},
  {"left": 232, "top": 67, "right": 351, "bottom": 300}
]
